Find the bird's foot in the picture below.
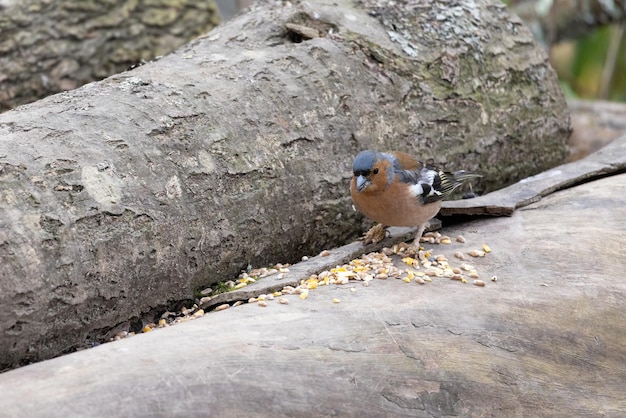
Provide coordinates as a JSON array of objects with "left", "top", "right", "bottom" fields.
[{"left": 362, "top": 223, "right": 388, "bottom": 245}]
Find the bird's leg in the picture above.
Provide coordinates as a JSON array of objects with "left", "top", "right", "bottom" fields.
[
  {"left": 411, "top": 223, "right": 427, "bottom": 248},
  {"left": 363, "top": 223, "right": 388, "bottom": 244}
]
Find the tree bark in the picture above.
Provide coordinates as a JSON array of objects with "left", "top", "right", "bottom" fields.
[
  {"left": 0, "top": 0, "right": 570, "bottom": 370},
  {"left": 0, "top": 0, "right": 221, "bottom": 112}
]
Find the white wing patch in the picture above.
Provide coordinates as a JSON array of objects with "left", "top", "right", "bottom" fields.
[
  {"left": 421, "top": 169, "right": 437, "bottom": 185},
  {"left": 409, "top": 182, "right": 441, "bottom": 198},
  {"left": 409, "top": 183, "right": 424, "bottom": 197}
]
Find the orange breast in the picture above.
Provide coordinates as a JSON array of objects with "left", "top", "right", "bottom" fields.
[{"left": 351, "top": 176, "right": 441, "bottom": 227}]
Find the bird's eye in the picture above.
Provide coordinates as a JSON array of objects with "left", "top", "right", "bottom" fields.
[{"left": 373, "top": 168, "right": 379, "bottom": 175}]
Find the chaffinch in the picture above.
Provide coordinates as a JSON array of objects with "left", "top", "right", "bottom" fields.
[{"left": 350, "top": 150, "right": 479, "bottom": 245}]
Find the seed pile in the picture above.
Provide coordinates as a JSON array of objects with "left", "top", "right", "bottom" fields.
[
  {"left": 213, "top": 231, "right": 494, "bottom": 311},
  {"left": 109, "top": 231, "right": 495, "bottom": 342}
]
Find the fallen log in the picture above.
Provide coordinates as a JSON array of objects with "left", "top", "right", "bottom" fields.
[
  {"left": 0, "top": 0, "right": 220, "bottom": 112},
  {"left": 0, "top": 0, "right": 570, "bottom": 370}
]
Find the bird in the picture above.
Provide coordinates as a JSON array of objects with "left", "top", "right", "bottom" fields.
[{"left": 350, "top": 150, "right": 480, "bottom": 246}]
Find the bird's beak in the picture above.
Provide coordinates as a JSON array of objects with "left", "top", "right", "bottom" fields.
[{"left": 356, "top": 175, "right": 369, "bottom": 192}]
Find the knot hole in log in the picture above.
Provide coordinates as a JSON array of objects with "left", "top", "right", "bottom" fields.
[{"left": 284, "top": 13, "right": 337, "bottom": 42}]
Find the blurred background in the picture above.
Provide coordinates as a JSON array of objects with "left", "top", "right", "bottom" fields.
[
  {"left": 506, "top": 0, "right": 626, "bottom": 102},
  {"left": 503, "top": 0, "right": 626, "bottom": 161}
]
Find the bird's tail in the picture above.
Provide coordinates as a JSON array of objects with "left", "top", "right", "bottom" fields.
[{"left": 438, "top": 170, "right": 481, "bottom": 197}]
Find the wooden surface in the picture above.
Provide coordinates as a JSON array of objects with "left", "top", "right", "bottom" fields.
[{"left": 0, "top": 172, "right": 624, "bottom": 417}]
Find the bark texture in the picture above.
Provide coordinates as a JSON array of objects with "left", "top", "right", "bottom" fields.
[
  {"left": 0, "top": 0, "right": 220, "bottom": 112},
  {"left": 0, "top": 0, "right": 570, "bottom": 370}
]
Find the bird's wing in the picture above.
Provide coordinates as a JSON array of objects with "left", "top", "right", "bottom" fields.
[{"left": 396, "top": 165, "right": 480, "bottom": 204}]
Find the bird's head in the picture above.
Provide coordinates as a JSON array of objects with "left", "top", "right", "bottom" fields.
[{"left": 352, "top": 150, "right": 394, "bottom": 194}]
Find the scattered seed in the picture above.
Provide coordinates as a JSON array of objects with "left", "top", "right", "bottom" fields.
[
  {"left": 158, "top": 319, "right": 167, "bottom": 327},
  {"left": 257, "top": 300, "right": 268, "bottom": 307},
  {"left": 482, "top": 244, "right": 491, "bottom": 253},
  {"left": 259, "top": 268, "right": 278, "bottom": 278},
  {"left": 468, "top": 250, "right": 486, "bottom": 257},
  {"left": 332, "top": 298, "right": 341, "bottom": 303},
  {"left": 142, "top": 326, "right": 152, "bottom": 333},
  {"left": 301, "top": 256, "right": 309, "bottom": 261},
  {"left": 192, "top": 309, "right": 205, "bottom": 318},
  {"left": 278, "top": 297, "right": 289, "bottom": 304},
  {"left": 456, "top": 235, "right": 466, "bottom": 243},
  {"left": 161, "top": 311, "right": 175, "bottom": 319},
  {"left": 299, "top": 289, "right": 309, "bottom": 299},
  {"left": 215, "top": 304, "right": 229, "bottom": 311},
  {"left": 233, "top": 301, "right": 244, "bottom": 307},
  {"left": 451, "top": 274, "right": 464, "bottom": 281},
  {"left": 454, "top": 252, "right": 465, "bottom": 260},
  {"left": 473, "top": 280, "right": 485, "bottom": 287},
  {"left": 452, "top": 267, "right": 462, "bottom": 274},
  {"left": 402, "top": 277, "right": 411, "bottom": 283},
  {"left": 320, "top": 250, "right": 331, "bottom": 257},
  {"left": 424, "top": 268, "right": 441, "bottom": 277},
  {"left": 401, "top": 257, "right": 418, "bottom": 267},
  {"left": 469, "top": 270, "right": 479, "bottom": 278},
  {"left": 199, "top": 287, "right": 213, "bottom": 296},
  {"left": 375, "top": 273, "right": 388, "bottom": 280},
  {"left": 440, "top": 237, "right": 452, "bottom": 244},
  {"left": 415, "top": 277, "right": 425, "bottom": 284}
]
